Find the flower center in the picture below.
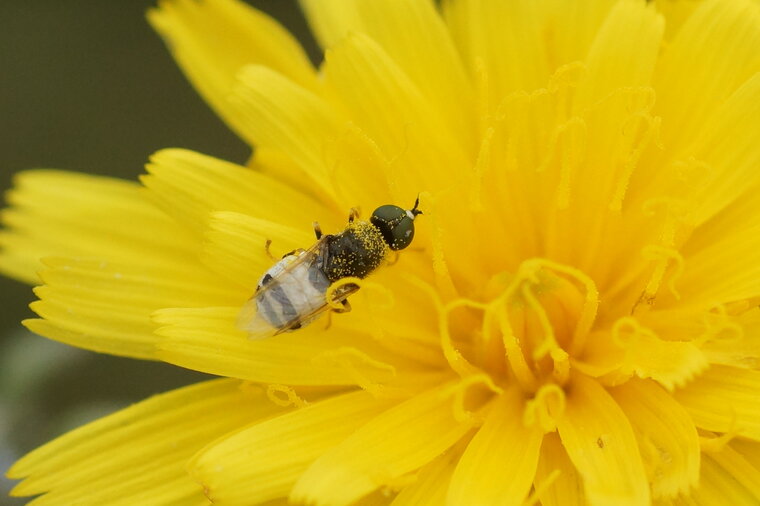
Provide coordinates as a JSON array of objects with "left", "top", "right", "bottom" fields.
[{"left": 447, "top": 259, "right": 600, "bottom": 394}]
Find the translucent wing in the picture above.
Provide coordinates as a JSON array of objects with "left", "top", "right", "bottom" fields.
[{"left": 236, "top": 239, "right": 360, "bottom": 340}]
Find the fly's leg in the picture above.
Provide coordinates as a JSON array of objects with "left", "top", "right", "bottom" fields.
[
  {"left": 281, "top": 247, "right": 306, "bottom": 259},
  {"left": 348, "top": 207, "right": 360, "bottom": 223},
  {"left": 333, "top": 299, "right": 352, "bottom": 314},
  {"left": 323, "top": 299, "right": 351, "bottom": 331},
  {"left": 385, "top": 250, "right": 400, "bottom": 266},
  {"left": 264, "top": 239, "right": 275, "bottom": 260},
  {"left": 313, "top": 221, "right": 323, "bottom": 240},
  {"left": 323, "top": 310, "right": 333, "bottom": 330}
]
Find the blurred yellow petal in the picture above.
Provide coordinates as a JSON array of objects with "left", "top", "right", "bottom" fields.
[
  {"left": 9, "top": 379, "right": 282, "bottom": 504},
  {"left": 557, "top": 374, "right": 650, "bottom": 506},
  {"left": 447, "top": 388, "right": 543, "bottom": 506},
  {"left": 291, "top": 382, "right": 477, "bottom": 506},
  {"left": 297, "top": 0, "right": 360, "bottom": 49},
  {"left": 0, "top": 170, "right": 198, "bottom": 285},
  {"left": 610, "top": 379, "right": 699, "bottom": 498},
  {"left": 149, "top": 0, "right": 316, "bottom": 140},
  {"left": 190, "top": 390, "right": 396, "bottom": 505},
  {"left": 674, "top": 365, "right": 760, "bottom": 440},
  {"left": 25, "top": 255, "right": 237, "bottom": 359}
]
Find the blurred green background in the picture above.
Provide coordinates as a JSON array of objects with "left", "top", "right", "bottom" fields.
[{"left": 0, "top": 1, "right": 318, "bottom": 502}]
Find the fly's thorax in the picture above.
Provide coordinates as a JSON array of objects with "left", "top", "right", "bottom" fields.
[{"left": 323, "top": 220, "right": 389, "bottom": 282}]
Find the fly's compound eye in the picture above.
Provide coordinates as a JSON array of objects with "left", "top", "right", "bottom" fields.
[{"left": 370, "top": 204, "right": 416, "bottom": 250}]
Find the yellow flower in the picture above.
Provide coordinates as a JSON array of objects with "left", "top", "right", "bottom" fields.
[{"left": 4, "top": 0, "right": 760, "bottom": 504}]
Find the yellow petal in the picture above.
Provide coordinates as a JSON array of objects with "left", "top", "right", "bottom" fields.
[
  {"left": 26, "top": 257, "right": 237, "bottom": 360},
  {"left": 565, "top": 0, "right": 663, "bottom": 223},
  {"left": 730, "top": 438, "right": 760, "bottom": 470},
  {"left": 539, "top": 0, "right": 619, "bottom": 68},
  {"left": 322, "top": 32, "right": 469, "bottom": 193},
  {"left": 557, "top": 373, "right": 650, "bottom": 506},
  {"left": 674, "top": 365, "right": 760, "bottom": 440},
  {"left": 390, "top": 449, "right": 460, "bottom": 506},
  {"left": 706, "top": 443, "right": 760, "bottom": 501},
  {"left": 533, "top": 432, "right": 586, "bottom": 506},
  {"left": 617, "top": 319, "right": 708, "bottom": 390},
  {"left": 154, "top": 306, "right": 398, "bottom": 387},
  {"left": 687, "top": 452, "right": 760, "bottom": 505},
  {"left": 300, "top": 0, "right": 476, "bottom": 155},
  {"left": 573, "top": 0, "right": 664, "bottom": 112},
  {"left": 653, "top": 0, "right": 760, "bottom": 157},
  {"left": 143, "top": 148, "right": 332, "bottom": 234},
  {"left": 9, "top": 379, "right": 283, "bottom": 504},
  {"left": 702, "top": 307, "right": 760, "bottom": 370},
  {"left": 447, "top": 388, "right": 543, "bottom": 506},
  {"left": 0, "top": 170, "right": 197, "bottom": 285},
  {"left": 653, "top": 0, "right": 703, "bottom": 41},
  {"left": 148, "top": 0, "right": 316, "bottom": 141},
  {"left": 202, "top": 211, "right": 312, "bottom": 289},
  {"left": 442, "top": 0, "right": 553, "bottom": 101},
  {"left": 677, "top": 72, "right": 760, "bottom": 228},
  {"left": 297, "top": 0, "right": 361, "bottom": 48},
  {"left": 190, "top": 390, "right": 397, "bottom": 505},
  {"left": 290, "top": 382, "right": 475, "bottom": 506},
  {"left": 230, "top": 65, "right": 347, "bottom": 201},
  {"left": 610, "top": 379, "right": 699, "bottom": 498}
]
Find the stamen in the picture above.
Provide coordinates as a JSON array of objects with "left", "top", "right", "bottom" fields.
[
  {"left": 449, "top": 374, "right": 503, "bottom": 425},
  {"left": 423, "top": 191, "right": 458, "bottom": 299},
  {"left": 495, "top": 304, "right": 539, "bottom": 392},
  {"left": 554, "top": 117, "right": 587, "bottom": 210},
  {"left": 523, "top": 383, "right": 566, "bottom": 433},
  {"left": 266, "top": 384, "right": 308, "bottom": 407},
  {"left": 442, "top": 299, "right": 489, "bottom": 378},
  {"left": 610, "top": 112, "right": 661, "bottom": 212},
  {"left": 311, "top": 347, "right": 396, "bottom": 395},
  {"left": 407, "top": 276, "right": 481, "bottom": 379},
  {"left": 469, "top": 126, "right": 495, "bottom": 213},
  {"left": 521, "top": 259, "right": 600, "bottom": 357},
  {"left": 640, "top": 245, "right": 684, "bottom": 301},
  {"left": 699, "top": 305, "right": 744, "bottom": 346},
  {"left": 700, "top": 429, "right": 740, "bottom": 453}
]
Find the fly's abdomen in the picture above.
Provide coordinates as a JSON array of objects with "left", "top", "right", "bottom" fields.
[{"left": 255, "top": 257, "right": 330, "bottom": 330}]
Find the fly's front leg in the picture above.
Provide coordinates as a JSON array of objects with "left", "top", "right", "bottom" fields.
[
  {"left": 348, "top": 207, "right": 360, "bottom": 223},
  {"left": 313, "top": 221, "right": 323, "bottom": 240}
]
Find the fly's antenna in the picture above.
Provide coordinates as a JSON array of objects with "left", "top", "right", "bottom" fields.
[{"left": 410, "top": 194, "right": 423, "bottom": 217}]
